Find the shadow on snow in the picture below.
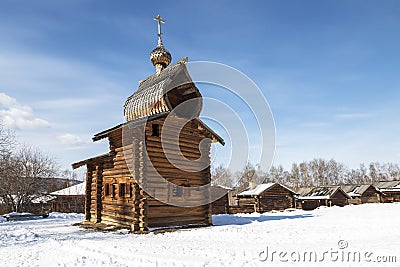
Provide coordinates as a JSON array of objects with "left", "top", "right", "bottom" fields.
[{"left": 212, "top": 213, "right": 313, "bottom": 226}]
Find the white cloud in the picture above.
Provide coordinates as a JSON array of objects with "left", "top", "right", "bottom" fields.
[
  {"left": 0, "top": 92, "right": 51, "bottom": 129},
  {"left": 57, "top": 133, "right": 89, "bottom": 147}
]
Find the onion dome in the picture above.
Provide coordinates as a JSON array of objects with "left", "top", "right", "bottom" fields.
[
  {"left": 150, "top": 15, "right": 172, "bottom": 73},
  {"left": 150, "top": 42, "right": 172, "bottom": 70}
]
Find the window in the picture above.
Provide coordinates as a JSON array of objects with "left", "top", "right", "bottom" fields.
[
  {"left": 112, "top": 184, "right": 116, "bottom": 198},
  {"left": 151, "top": 124, "right": 160, "bottom": 137},
  {"left": 105, "top": 184, "right": 110, "bottom": 196},
  {"left": 119, "top": 183, "right": 126, "bottom": 198},
  {"left": 129, "top": 183, "right": 134, "bottom": 198}
]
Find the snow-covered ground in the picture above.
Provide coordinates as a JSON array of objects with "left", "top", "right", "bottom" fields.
[{"left": 1, "top": 203, "right": 399, "bottom": 267}]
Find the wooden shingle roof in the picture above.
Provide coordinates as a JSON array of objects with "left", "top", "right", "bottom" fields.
[
  {"left": 297, "top": 186, "right": 351, "bottom": 200},
  {"left": 340, "top": 184, "right": 381, "bottom": 197},
  {"left": 238, "top": 183, "right": 296, "bottom": 197},
  {"left": 124, "top": 57, "right": 202, "bottom": 122}
]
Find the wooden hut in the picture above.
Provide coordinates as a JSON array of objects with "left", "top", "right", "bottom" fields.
[
  {"left": 234, "top": 183, "right": 297, "bottom": 213},
  {"left": 210, "top": 185, "right": 231, "bottom": 214},
  {"left": 296, "top": 186, "right": 350, "bottom": 210},
  {"left": 72, "top": 16, "right": 224, "bottom": 232},
  {"left": 340, "top": 184, "right": 382, "bottom": 204},
  {"left": 374, "top": 181, "right": 400, "bottom": 203},
  {"left": 47, "top": 182, "right": 86, "bottom": 213}
]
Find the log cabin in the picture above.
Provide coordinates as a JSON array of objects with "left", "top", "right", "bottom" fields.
[
  {"left": 374, "top": 180, "right": 400, "bottom": 203},
  {"left": 72, "top": 15, "right": 224, "bottom": 232},
  {"left": 295, "top": 186, "right": 350, "bottom": 210},
  {"left": 233, "top": 183, "right": 297, "bottom": 213},
  {"left": 340, "top": 184, "right": 382, "bottom": 204},
  {"left": 48, "top": 182, "right": 86, "bottom": 213},
  {"left": 210, "top": 185, "right": 231, "bottom": 214}
]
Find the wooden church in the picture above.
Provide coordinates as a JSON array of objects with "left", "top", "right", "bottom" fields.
[{"left": 73, "top": 15, "right": 224, "bottom": 232}]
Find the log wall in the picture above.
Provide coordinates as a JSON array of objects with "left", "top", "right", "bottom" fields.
[
  {"left": 331, "top": 190, "right": 349, "bottom": 207},
  {"left": 211, "top": 195, "right": 229, "bottom": 214},
  {"left": 144, "top": 118, "right": 212, "bottom": 228},
  {"left": 257, "top": 184, "right": 294, "bottom": 212},
  {"left": 83, "top": 117, "right": 213, "bottom": 230},
  {"left": 360, "top": 186, "right": 381, "bottom": 203},
  {"left": 235, "top": 184, "right": 295, "bottom": 213}
]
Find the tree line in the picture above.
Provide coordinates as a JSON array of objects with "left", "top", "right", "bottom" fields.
[
  {"left": 212, "top": 159, "right": 400, "bottom": 192},
  {"left": 0, "top": 124, "right": 63, "bottom": 213}
]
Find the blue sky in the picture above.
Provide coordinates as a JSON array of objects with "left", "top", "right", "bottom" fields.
[{"left": 0, "top": 0, "right": 399, "bottom": 173}]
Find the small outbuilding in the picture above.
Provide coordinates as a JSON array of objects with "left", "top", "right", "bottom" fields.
[
  {"left": 374, "top": 180, "right": 400, "bottom": 203},
  {"left": 296, "top": 186, "right": 350, "bottom": 210},
  {"left": 210, "top": 185, "right": 232, "bottom": 214},
  {"left": 234, "top": 183, "right": 297, "bottom": 213},
  {"left": 48, "top": 182, "right": 86, "bottom": 213},
  {"left": 341, "top": 184, "right": 382, "bottom": 204}
]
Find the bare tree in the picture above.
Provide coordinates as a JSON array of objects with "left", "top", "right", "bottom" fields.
[
  {"left": 211, "top": 164, "right": 233, "bottom": 188},
  {"left": 289, "top": 163, "right": 301, "bottom": 188},
  {"left": 0, "top": 124, "right": 17, "bottom": 213},
  {"left": 0, "top": 144, "right": 59, "bottom": 213},
  {"left": 0, "top": 123, "right": 15, "bottom": 158}
]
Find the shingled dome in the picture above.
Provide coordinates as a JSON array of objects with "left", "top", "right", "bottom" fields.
[
  {"left": 150, "top": 45, "right": 172, "bottom": 68},
  {"left": 123, "top": 57, "right": 202, "bottom": 122}
]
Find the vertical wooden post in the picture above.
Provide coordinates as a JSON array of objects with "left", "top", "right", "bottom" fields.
[
  {"left": 138, "top": 139, "right": 148, "bottom": 232},
  {"left": 94, "top": 164, "right": 103, "bottom": 223},
  {"left": 130, "top": 136, "right": 148, "bottom": 233},
  {"left": 131, "top": 183, "right": 140, "bottom": 232},
  {"left": 84, "top": 166, "right": 93, "bottom": 221}
]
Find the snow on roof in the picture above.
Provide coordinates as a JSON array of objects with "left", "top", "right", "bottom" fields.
[
  {"left": 31, "top": 195, "right": 56, "bottom": 204},
  {"left": 297, "top": 195, "right": 330, "bottom": 200},
  {"left": 341, "top": 184, "right": 375, "bottom": 196},
  {"left": 211, "top": 184, "right": 233, "bottom": 191},
  {"left": 50, "top": 182, "right": 86, "bottom": 196},
  {"left": 238, "top": 183, "right": 275, "bottom": 196},
  {"left": 374, "top": 180, "right": 400, "bottom": 189},
  {"left": 297, "top": 186, "right": 350, "bottom": 200},
  {"left": 304, "top": 186, "right": 339, "bottom": 197},
  {"left": 347, "top": 192, "right": 361, "bottom": 197},
  {"left": 381, "top": 188, "right": 400, "bottom": 192},
  {"left": 237, "top": 183, "right": 296, "bottom": 196}
]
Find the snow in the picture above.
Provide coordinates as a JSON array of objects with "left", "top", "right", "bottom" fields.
[
  {"left": 297, "top": 195, "right": 330, "bottom": 200},
  {"left": 31, "top": 195, "right": 56, "bottom": 204},
  {"left": 238, "top": 183, "right": 297, "bottom": 196},
  {"left": 238, "top": 183, "right": 275, "bottom": 196},
  {"left": 212, "top": 184, "right": 233, "bottom": 190},
  {"left": 1, "top": 204, "right": 399, "bottom": 266},
  {"left": 50, "top": 182, "right": 86, "bottom": 196}
]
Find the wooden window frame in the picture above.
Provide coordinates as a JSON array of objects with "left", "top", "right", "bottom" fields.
[
  {"left": 129, "top": 183, "right": 134, "bottom": 198},
  {"left": 151, "top": 123, "right": 160, "bottom": 137},
  {"left": 119, "top": 183, "right": 126, "bottom": 198},
  {"left": 111, "top": 184, "right": 117, "bottom": 199},
  {"left": 105, "top": 183, "right": 110, "bottom": 196}
]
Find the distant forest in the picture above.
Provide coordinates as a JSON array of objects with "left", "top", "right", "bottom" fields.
[{"left": 212, "top": 159, "right": 400, "bottom": 190}]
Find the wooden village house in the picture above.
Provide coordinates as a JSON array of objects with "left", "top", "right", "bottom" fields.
[
  {"left": 340, "top": 184, "right": 383, "bottom": 204},
  {"left": 210, "top": 185, "right": 232, "bottom": 214},
  {"left": 374, "top": 180, "right": 400, "bottom": 203},
  {"left": 47, "top": 182, "right": 86, "bottom": 213},
  {"left": 295, "top": 186, "right": 350, "bottom": 210},
  {"left": 72, "top": 15, "right": 224, "bottom": 232},
  {"left": 233, "top": 183, "right": 297, "bottom": 213}
]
